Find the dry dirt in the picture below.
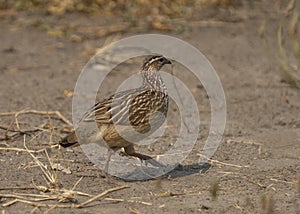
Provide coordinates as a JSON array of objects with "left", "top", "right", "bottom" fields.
[{"left": 0, "top": 1, "right": 300, "bottom": 213}]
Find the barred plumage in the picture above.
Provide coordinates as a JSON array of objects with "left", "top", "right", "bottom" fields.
[{"left": 60, "top": 55, "right": 171, "bottom": 173}]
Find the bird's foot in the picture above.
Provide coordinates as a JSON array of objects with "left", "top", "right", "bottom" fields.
[
  {"left": 131, "top": 152, "right": 165, "bottom": 168},
  {"left": 143, "top": 158, "right": 165, "bottom": 168}
]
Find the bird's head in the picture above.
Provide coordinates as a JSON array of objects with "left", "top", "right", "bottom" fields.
[{"left": 142, "top": 55, "right": 172, "bottom": 71}]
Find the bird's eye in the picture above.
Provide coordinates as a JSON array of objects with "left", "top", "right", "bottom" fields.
[{"left": 159, "top": 58, "right": 164, "bottom": 62}]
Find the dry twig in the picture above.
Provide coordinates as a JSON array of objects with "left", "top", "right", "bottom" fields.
[
  {"left": 127, "top": 206, "right": 143, "bottom": 214},
  {"left": 0, "top": 109, "right": 72, "bottom": 126},
  {"left": 198, "top": 154, "right": 248, "bottom": 168},
  {"left": 1, "top": 185, "right": 129, "bottom": 208},
  {"left": 76, "top": 185, "right": 129, "bottom": 208}
]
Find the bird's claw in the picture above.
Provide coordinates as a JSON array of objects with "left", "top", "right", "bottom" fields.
[{"left": 142, "top": 158, "right": 165, "bottom": 168}]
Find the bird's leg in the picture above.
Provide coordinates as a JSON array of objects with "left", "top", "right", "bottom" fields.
[
  {"left": 104, "top": 148, "right": 114, "bottom": 174},
  {"left": 124, "top": 145, "right": 165, "bottom": 168}
]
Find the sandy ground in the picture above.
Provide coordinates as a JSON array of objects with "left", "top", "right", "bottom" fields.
[{"left": 0, "top": 1, "right": 300, "bottom": 213}]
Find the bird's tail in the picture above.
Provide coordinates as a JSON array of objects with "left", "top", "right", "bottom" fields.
[{"left": 59, "top": 131, "right": 79, "bottom": 148}]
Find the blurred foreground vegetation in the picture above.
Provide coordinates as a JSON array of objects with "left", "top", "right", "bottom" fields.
[
  {"left": 0, "top": 0, "right": 242, "bottom": 32},
  {"left": 0, "top": 0, "right": 239, "bottom": 17},
  {"left": 1, "top": 0, "right": 298, "bottom": 87}
]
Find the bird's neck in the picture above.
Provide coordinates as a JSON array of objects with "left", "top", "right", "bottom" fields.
[{"left": 141, "top": 70, "right": 167, "bottom": 93}]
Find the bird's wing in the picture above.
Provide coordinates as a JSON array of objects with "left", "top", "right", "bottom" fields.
[
  {"left": 80, "top": 88, "right": 142, "bottom": 126},
  {"left": 80, "top": 88, "right": 167, "bottom": 127}
]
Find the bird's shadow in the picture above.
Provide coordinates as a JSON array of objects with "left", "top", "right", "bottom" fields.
[{"left": 117, "top": 162, "right": 211, "bottom": 182}]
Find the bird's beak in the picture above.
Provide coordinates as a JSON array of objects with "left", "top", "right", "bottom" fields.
[{"left": 164, "top": 59, "right": 172, "bottom": 65}]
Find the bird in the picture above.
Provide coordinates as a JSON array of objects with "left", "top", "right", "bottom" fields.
[{"left": 59, "top": 55, "right": 171, "bottom": 173}]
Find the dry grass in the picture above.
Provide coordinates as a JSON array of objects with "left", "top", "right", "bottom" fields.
[
  {"left": 0, "top": 109, "right": 132, "bottom": 212},
  {"left": 0, "top": 0, "right": 194, "bottom": 17},
  {"left": 0, "top": 108, "right": 72, "bottom": 144},
  {"left": 0, "top": 0, "right": 239, "bottom": 15},
  {"left": 200, "top": 0, "right": 241, "bottom": 8},
  {"left": 208, "top": 178, "right": 220, "bottom": 200},
  {"left": 297, "top": 174, "right": 300, "bottom": 193},
  {"left": 260, "top": 0, "right": 300, "bottom": 89},
  {"left": 260, "top": 193, "right": 275, "bottom": 214},
  {"left": 0, "top": 0, "right": 244, "bottom": 41},
  {"left": 0, "top": 0, "right": 241, "bottom": 33}
]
